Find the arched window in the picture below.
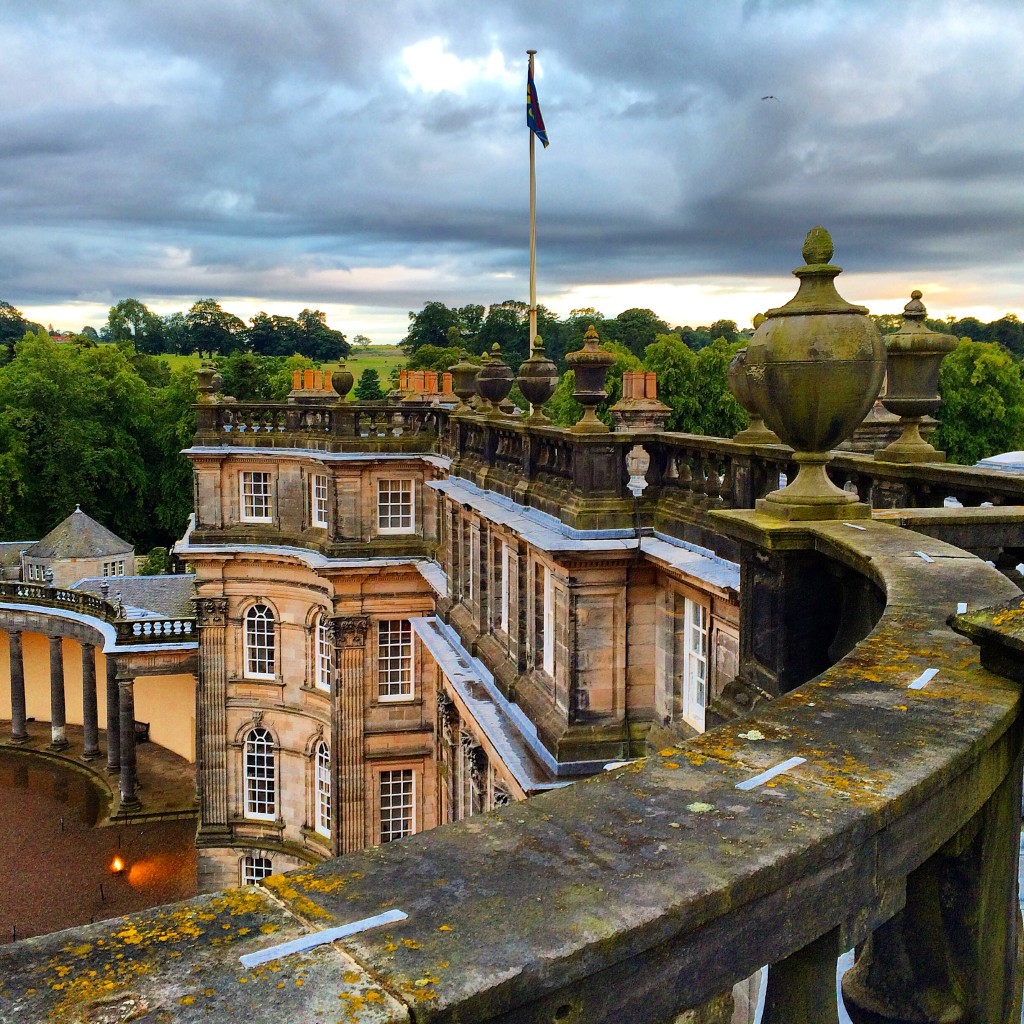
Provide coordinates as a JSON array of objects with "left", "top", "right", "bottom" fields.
[
  {"left": 245, "top": 604, "right": 275, "bottom": 678},
  {"left": 315, "top": 741, "right": 331, "bottom": 837},
  {"left": 241, "top": 854, "right": 272, "bottom": 885},
  {"left": 316, "top": 614, "right": 332, "bottom": 692},
  {"left": 244, "top": 727, "right": 275, "bottom": 820}
]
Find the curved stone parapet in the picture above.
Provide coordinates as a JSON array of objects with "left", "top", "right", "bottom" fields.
[{"left": 1, "top": 512, "right": 1021, "bottom": 1022}]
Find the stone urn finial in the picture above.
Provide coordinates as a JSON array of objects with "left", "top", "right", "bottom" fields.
[
  {"left": 332, "top": 361, "right": 354, "bottom": 401},
  {"left": 875, "top": 291, "right": 956, "bottom": 463},
  {"left": 727, "top": 348, "right": 781, "bottom": 444},
  {"left": 566, "top": 325, "right": 615, "bottom": 433},
  {"left": 475, "top": 343, "right": 515, "bottom": 416},
  {"left": 517, "top": 335, "right": 559, "bottom": 423},
  {"left": 746, "top": 227, "right": 886, "bottom": 520},
  {"left": 448, "top": 355, "right": 480, "bottom": 415},
  {"left": 196, "top": 363, "right": 223, "bottom": 403}
]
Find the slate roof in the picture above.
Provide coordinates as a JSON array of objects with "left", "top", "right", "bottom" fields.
[
  {"left": 72, "top": 575, "right": 196, "bottom": 618},
  {"left": 0, "top": 541, "right": 31, "bottom": 569},
  {"left": 24, "top": 506, "right": 133, "bottom": 559}
]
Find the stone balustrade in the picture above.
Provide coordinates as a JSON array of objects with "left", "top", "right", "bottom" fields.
[{"left": 2, "top": 511, "right": 1022, "bottom": 1022}]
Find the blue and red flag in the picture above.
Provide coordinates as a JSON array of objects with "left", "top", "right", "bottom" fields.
[{"left": 527, "top": 65, "right": 549, "bottom": 148}]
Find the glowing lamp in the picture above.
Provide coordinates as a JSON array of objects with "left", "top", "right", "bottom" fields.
[{"left": 110, "top": 855, "right": 125, "bottom": 874}]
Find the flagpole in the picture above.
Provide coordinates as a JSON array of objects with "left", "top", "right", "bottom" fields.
[{"left": 528, "top": 49, "right": 538, "bottom": 349}]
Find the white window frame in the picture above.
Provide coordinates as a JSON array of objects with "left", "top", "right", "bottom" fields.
[
  {"left": 244, "top": 604, "right": 276, "bottom": 679},
  {"left": 315, "top": 741, "right": 331, "bottom": 838},
  {"left": 244, "top": 727, "right": 276, "bottom": 821},
  {"left": 102, "top": 560, "right": 126, "bottom": 578},
  {"left": 500, "top": 542, "right": 510, "bottom": 634},
  {"left": 377, "top": 479, "right": 415, "bottom": 535},
  {"left": 379, "top": 769, "right": 415, "bottom": 842},
  {"left": 468, "top": 527, "right": 478, "bottom": 603},
  {"left": 315, "top": 613, "right": 332, "bottom": 692},
  {"left": 542, "top": 567, "right": 555, "bottom": 677},
  {"left": 682, "top": 598, "right": 709, "bottom": 732},
  {"left": 27, "top": 563, "right": 43, "bottom": 582},
  {"left": 240, "top": 471, "right": 273, "bottom": 523},
  {"left": 241, "top": 854, "right": 273, "bottom": 885},
  {"left": 311, "top": 473, "right": 329, "bottom": 529},
  {"left": 377, "top": 620, "right": 414, "bottom": 701}
]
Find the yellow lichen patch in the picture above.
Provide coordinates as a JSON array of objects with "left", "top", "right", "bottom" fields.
[
  {"left": 438, "top": 924, "right": 452, "bottom": 931},
  {"left": 343, "top": 971, "right": 362, "bottom": 984},
  {"left": 401, "top": 938, "right": 422, "bottom": 950},
  {"left": 658, "top": 748, "right": 676, "bottom": 756},
  {"left": 662, "top": 762, "right": 680, "bottom": 769},
  {"left": 259, "top": 923, "right": 280, "bottom": 934},
  {"left": 179, "top": 995, "right": 196, "bottom": 1006}
]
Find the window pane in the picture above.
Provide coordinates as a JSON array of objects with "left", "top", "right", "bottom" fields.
[
  {"left": 316, "top": 742, "right": 331, "bottom": 836},
  {"left": 244, "top": 727, "right": 275, "bottom": 819},
  {"left": 242, "top": 855, "right": 272, "bottom": 884},
  {"left": 377, "top": 620, "right": 413, "bottom": 699},
  {"left": 379, "top": 769, "right": 414, "bottom": 842},
  {"left": 377, "top": 479, "right": 413, "bottom": 532},
  {"left": 245, "top": 604, "right": 275, "bottom": 677}
]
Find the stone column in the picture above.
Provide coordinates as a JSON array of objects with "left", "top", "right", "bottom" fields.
[
  {"left": 9, "top": 631, "right": 27, "bottom": 742},
  {"left": 195, "top": 598, "right": 230, "bottom": 840},
  {"left": 81, "top": 642, "right": 100, "bottom": 759},
  {"left": 48, "top": 635, "right": 68, "bottom": 751},
  {"left": 332, "top": 616, "right": 368, "bottom": 855},
  {"left": 117, "top": 670, "right": 140, "bottom": 809},
  {"left": 843, "top": 745, "right": 1024, "bottom": 1024},
  {"left": 761, "top": 926, "right": 839, "bottom": 1024},
  {"left": 105, "top": 657, "right": 120, "bottom": 773}
]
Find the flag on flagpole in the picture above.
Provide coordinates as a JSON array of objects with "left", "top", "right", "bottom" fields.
[{"left": 527, "top": 64, "right": 549, "bottom": 147}]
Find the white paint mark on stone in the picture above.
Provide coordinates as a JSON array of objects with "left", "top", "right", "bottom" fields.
[
  {"left": 240, "top": 909, "right": 408, "bottom": 968},
  {"left": 957, "top": 602, "right": 968, "bottom": 614},
  {"left": 914, "top": 551, "right": 935, "bottom": 563},
  {"left": 843, "top": 522, "right": 867, "bottom": 531},
  {"left": 908, "top": 668, "right": 939, "bottom": 690},
  {"left": 735, "top": 756, "right": 807, "bottom": 791}
]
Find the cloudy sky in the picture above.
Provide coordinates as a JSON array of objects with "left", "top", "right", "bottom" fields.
[{"left": 3, "top": 0, "right": 1023, "bottom": 341}]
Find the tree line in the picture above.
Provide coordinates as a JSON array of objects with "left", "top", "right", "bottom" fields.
[{"left": 0, "top": 298, "right": 352, "bottom": 364}]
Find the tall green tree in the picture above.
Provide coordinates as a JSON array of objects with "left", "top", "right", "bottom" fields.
[
  {"left": 403, "top": 301, "right": 460, "bottom": 353},
  {"left": 186, "top": 299, "right": 245, "bottom": 357},
  {"left": 354, "top": 367, "right": 385, "bottom": 400},
  {"left": 297, "top": 308, "right": 349, "bottom": 361},
  {"left": 0, "top": 301, "right": 28, "bottom": 364},
  {"left": 934, "top": 339, "right": 1024, "bottom": 464},
  {"left": 605, "top": 308, "right": 669, "bottom": 358},
  {"left": 107, "top": 298, "right": 165, "bottom": 354}
]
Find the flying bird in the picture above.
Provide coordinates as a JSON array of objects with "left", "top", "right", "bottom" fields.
[{"left": 761, "top": 95, "right": 779, "bottom": 101}]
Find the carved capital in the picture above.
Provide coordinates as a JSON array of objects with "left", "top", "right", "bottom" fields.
[
  {"left": 195, "top": 597, "right": 229, "bottom": 626},
  {"left": 333, "top": 615, "right": 370, "bottom": 649}
]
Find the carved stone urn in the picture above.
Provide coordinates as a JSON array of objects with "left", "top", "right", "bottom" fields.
[
  {"left": 331, "top": 361, "right": 354, "bottom": 401},
  {"left": 448, "top": 356, "right": 480, "bottom": 415},
  {"left": 475, "top": 343, "right": 515, "bottom": 416},
  {"left": 875, "top": 291, "right": 956, "bottom": 463},
  {"left": 746, "top": 227, "right": 886, "bottom": 520},
  {"left": 566, "top": 325, "right": 615, "bottom": 433},
  {"left": 196, "top": 363, "right": 223, "bottom": 403},
  {"left": 517, "top": 335, "right": 559, "bottom": 423},
  {"left": 727, "top": 348, "right": 781, "bottom": 444}
]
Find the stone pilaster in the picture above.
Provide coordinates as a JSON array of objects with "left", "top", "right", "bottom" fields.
[
  {"left": 48, "top": 635, "right": 68, "bottom": 751},
  {"left": 195, "top": 597, "right": 230, "bottom": 840},
  {"left": 105, "top": 657, "right": 120, "bottom": 774},
  {"left": 332, "top": 615, "right": 368, "bottom": 854},
  {"left": 8, "top": 631, "right": 27, "bottom": 742},
  {"left": 117, "top": 669, "right": 140, "bottom": 809},
  {"left": 81, "top": 642, "right": 100, "bottom": 759}
]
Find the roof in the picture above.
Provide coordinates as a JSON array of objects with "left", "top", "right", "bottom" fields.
[
  {"left": 72, "top": 574, "right": 196, "bottom": 618},
  {"left": 0, "top": 541, "right": 31, "bottom": 569},
  {"left": 24, "top": 506, "right": 133, "bottom": 560}
]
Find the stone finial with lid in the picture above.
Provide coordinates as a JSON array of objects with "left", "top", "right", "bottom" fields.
[
  {"left": 566, "top": 325, "right": 615, "bottom": 433},
  {"left": 875, "top": 290, "right": 957, "bottom": 463},
  {"left": 745, "top": 226, "right": 885, "bottom": 520}
]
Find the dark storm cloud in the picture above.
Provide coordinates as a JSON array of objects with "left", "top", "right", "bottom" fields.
[{"left": 1, "top": 0, "right": 1023, "bottom": 326}]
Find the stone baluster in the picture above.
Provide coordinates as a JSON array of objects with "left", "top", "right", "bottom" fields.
[
  {"left": 81, "top": 642, "right": 100, "bottom": 759},
  {"left": 105, "top": 657, "right": 120, "bottom": 774},
  {"left": 117, "top": 669, "right": 140, "bottom": 809},
  {"left": 195, "top": 598, "right": 229, "bottom": 839},
  {"left": 690, "top": 458, "right": 707, "bottom": 507},
  {"left": 332, "top": 616, "right": 369, "bottom": 854},
  {"left": 9, "top": 631, "right": 27, "bottom": 742},
  {"left": 762, "top": 926, "right": 840, "bottom": 1024},
  {"left": 842, "top": 746, "right": 1023, "bottom": 1024},
  {"left": 48, "top": 635, "right": 68, "bottom": 751}
]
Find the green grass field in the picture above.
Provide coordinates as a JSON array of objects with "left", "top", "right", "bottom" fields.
[{"left": 157, "top": 346, "right": 407, "bottom": 387}]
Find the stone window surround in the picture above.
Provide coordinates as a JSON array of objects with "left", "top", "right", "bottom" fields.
[
  {"left": 243, "top": 602, "right": 277, "bottom": 680},
  {"left": 243, "top": 725, "right": 276, "bottom": 822},
  {"left": 377, "top": 477, "right": 416, "bottom": 535},
  {"left": 378, "top": 766, "right": 416, "bottom": 843},
  {"left": 240, "top": 852, "right": 274, "bottom": 885},
  {"left": 239, "top": 469, "right": 274, "bottom": 523},
  {"left": 377, "top": 619, "right": 415, "bottom": 702},
  {"left": 310, "top": 472, "right": 330, "bottom": 529}
]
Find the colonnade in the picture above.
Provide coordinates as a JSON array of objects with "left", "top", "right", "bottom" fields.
[{"left": 5, "top": 629, "right": 140, "bottom": 809}]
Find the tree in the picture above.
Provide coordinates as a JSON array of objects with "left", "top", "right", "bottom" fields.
[
  {"left": 0, "top": 301, "right": 27, "bottom": 364},
  {"left": 352, "top": 334, "right": 374, "bottom": 351},
  {"left": 643, "top": 334, "right": 700, "bottom": 431},
  {"left": 186, "top": 299, "right": 245, "bottom": 357},
  {"left": 354, "top": 367, "right": 385, "bottom": 400},
  {"left": 606, "top": 308, "right": 669, "bottom": 358},
  {"left": 477, "top": 300, "right": 529, "bottom": 367},
  {"left": 691, "top": 338, "right": 747, "bottom": 437},
  {"left": 139, "top": 546, "right": 170, "bottom": 575},
  {"left": 407, "top": 344, "right": 471, "bottom": 373},
  {"left": 216, "top": 352, "right": 278, "bottom": 401},
  {"left": 107, "top": 299, "right": 165, "bottom": 354},
  {"left": 297, "top": 308, "right": 349, "bottom": 361},
  {"left": 934, "top": 339, "right": 1024, "bottom": 464},
  {"left": 403, "top": 301, "right": 459, "bottom": 353}
]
